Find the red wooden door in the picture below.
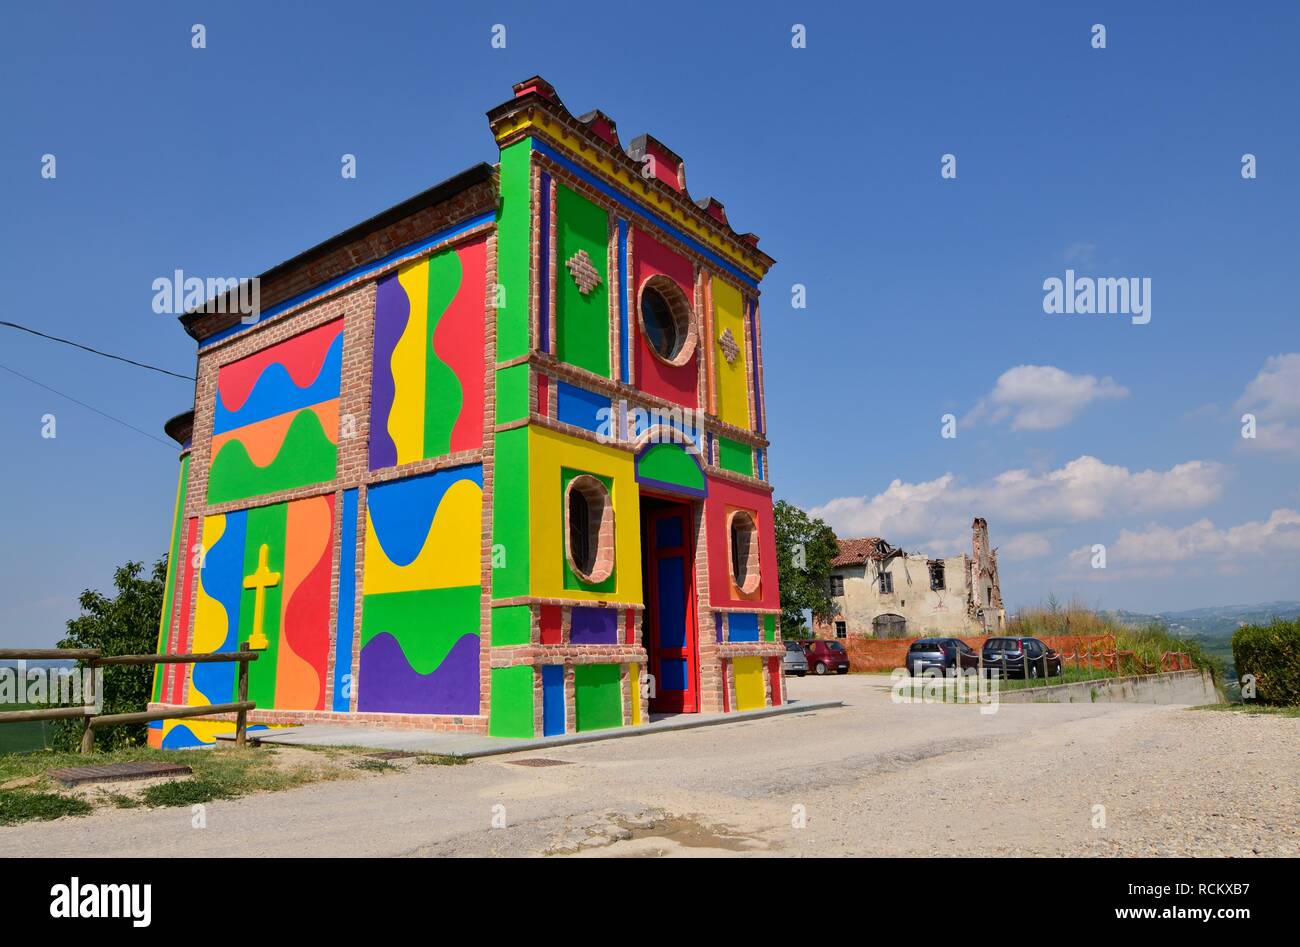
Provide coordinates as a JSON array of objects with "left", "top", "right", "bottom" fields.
[{"left": 645, "top": 504, "right": 698, "bottom": 713}]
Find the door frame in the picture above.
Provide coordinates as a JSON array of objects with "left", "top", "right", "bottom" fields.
[{"left": 642, "top": 497, "right": 700, "bottom": 713}]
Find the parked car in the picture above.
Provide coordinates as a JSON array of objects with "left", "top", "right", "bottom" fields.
[
  {"left": 800, "top": 639, "right": 851, "bottom": 675},
  {"left": 980, "top": 636, "right": 1063, "bottom": 679},
  {"left": 905, "top": 637, "right": 979, "bottom": 677},
  {"left": 781, "top": 640, "right": 809, "bottom": 676}
]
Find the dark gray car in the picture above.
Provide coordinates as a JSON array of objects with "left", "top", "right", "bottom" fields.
[{"left": 905, "top": 637, "right": 979, "bottom": 676}]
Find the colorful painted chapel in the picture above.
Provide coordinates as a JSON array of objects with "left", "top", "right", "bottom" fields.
[{"left": 150, "top": 77, "right": 781, "bottom": 748}]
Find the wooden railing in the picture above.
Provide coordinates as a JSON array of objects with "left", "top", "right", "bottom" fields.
[{"left": 0, "top": 643, "right": 258, "bottom": 752}]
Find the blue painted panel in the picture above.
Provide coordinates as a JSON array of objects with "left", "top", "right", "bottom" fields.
[
  {"left": 656, "top": 555, "right": 686, "bottom": 649},
  {"left": 333, "top": 488, "right": 358, "bottom": 712},
  {"left": 729, "top": 612, "right": 759, "bottom": 642},
  {"left": 660, "top": 658, "right": 687, "bottom": 692},
  {"left": 542, "top": 664, "right": 565, "bottom": 736},
  {"left": 655, "top": 515, "right": 683, "bottom": 550},
  {"left": 555, "top": 381, "right": 611, "bottom": 434}
]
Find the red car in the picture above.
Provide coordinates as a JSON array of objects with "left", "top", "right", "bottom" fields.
[{"left": 799, "top": 639, "right": 851, "bottom": 675}]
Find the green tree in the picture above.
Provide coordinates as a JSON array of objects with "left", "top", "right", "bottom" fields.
[
  {"left": 53, "top": 558, "right": 167, "bottom": 751},
  {"left": 773, "top": 499, "right": 839, "bottom": 635}
]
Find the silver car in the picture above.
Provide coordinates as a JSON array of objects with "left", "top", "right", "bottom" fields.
[{"left": 782, "top": 640, "right": 808, "bottom": 676}]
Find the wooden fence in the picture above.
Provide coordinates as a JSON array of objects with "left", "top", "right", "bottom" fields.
[{"left": 0, "top": 644, "right": 257, "bottom": 752}]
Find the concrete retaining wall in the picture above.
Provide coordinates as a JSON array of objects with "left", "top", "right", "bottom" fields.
[{"left": 998, "top": 669, "right": 1220, "bottom": 705}]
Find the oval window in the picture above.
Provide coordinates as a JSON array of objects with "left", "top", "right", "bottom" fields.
[
  {"left": 638, "top": 277, "right": 695, "bottom": 366},
  {"left": 728, "top": 510, "right": 760, "bottom": 594},
  {"left": 565, "top": 475, "right": 614, "bottom": 584}
]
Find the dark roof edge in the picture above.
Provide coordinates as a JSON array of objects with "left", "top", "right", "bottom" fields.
[
  {"left": 163, "top": 410, "right": 195, "bottom": 447},
  {"left": 179, "top": 162, "right": 495, "bottom": 333}
]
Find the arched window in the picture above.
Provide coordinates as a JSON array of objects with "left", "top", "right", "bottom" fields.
[
  {"left": 728, "top": 510, "right": 760, "bottom": 594},
  {"left": 565, "top": 475, "right": 614, "bottom": 584},
  {"left": 638, "top": 276, "right": 696, "bottom": 366}
]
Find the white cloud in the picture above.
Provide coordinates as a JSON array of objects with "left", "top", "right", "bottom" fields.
[
  {"left": 1069, "top": 508, "right": 1300, "bottom": 566},
  {"left": 809, "top": 455, "right": 1227, "bottom": 548},
  {"left": 965, "top": 365, "right": 1129, "bottom": 431},
  {"left": 1236, "top": 353, "right": 1300, "bottom": 454}
]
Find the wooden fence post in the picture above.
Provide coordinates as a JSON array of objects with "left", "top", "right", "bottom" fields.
[
  {"left": 79, "top": 655, "right": 98, "bottom": 754},
  {"left": 236, "top": 642, "right": 250, "bottom": 747}
]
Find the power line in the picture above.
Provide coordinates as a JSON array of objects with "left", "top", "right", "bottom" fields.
[
  {"left": 0, "top": 361, "right": 176, "bottom": 449},
  {"left": 0, "top": 320, "right": 194, "bottom": 381}
]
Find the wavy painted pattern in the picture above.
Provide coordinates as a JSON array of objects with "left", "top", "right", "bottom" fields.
[
  {"left": 208, "top": 321, "right": 342, "bottom": 503},
  {"left": 182, "top": 497, "right": 333, "bottom": 713},
  {"left": 358, "top": 466, "right": 482, "bottom": 714},
  {"left": 368, "top": 238, "right": 485, "bottom": 470}
]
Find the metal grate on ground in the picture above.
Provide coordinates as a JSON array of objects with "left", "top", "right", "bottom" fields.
[{"left": 46, "top": 761, "right": 193, "bottom": 786}]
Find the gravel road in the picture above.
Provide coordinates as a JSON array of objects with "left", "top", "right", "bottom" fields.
[{"left": 1, "top": 674, "right": 1294, "bottom": 857}]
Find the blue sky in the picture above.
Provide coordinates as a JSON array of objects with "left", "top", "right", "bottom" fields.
[{"left": 1, "top": 1, "right": 1297, "bottom": 647}]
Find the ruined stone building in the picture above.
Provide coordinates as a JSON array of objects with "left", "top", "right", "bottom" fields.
[{"left": 814, "top": 518, "right": 1005, "bottom": 639}]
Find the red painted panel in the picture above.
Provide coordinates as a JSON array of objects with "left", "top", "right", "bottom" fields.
[
  {"left": 167, "top": 517, "right": 198, "bottom": 704},
  {"left": 632, "top": 228, "right": 698, "bottom": 409},
  {"left": 536, "top": 374, "right": 549, "bottom": 417},
  {"left": 704, "top": 476, "right": 779, "bottom": 611},
  {"left": 441, "top": 237, "right": 487, "bottom": 454},
  {"left": 540, "top": 604, "right": 562, "bottom": 645},
  {"left": 720, "top": 658, "right": 730, "bottom": 713},
  {"left": 768, "top": 657, "right": 782, "bottom": 706},
  {"left": 625, "top": 609, "right": 635, "bottom": 645},
  {"left": 217, "top": 320, "right": 342, "bottom": 413}
]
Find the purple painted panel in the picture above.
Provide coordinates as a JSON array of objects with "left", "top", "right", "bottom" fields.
[
  {"left": 368, "top": 272, "right": 409, "bottom": 470},
  {"left": 356, "top": 633, "right": 479, "bottom": 715},
  {"left": 570, "top": 606, "right": 618, "bottom": 645}
]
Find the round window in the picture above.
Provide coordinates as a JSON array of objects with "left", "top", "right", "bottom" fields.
[
  {"left": 638, "top": 276, "right": 696, "bottom": 366},
  {"left": 728, "top": 510, "right": 760, "bottom": 594},
  {"left": 565, "top": 475, "right": 615, "bottom": 584}
]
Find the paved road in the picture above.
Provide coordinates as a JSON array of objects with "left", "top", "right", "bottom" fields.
[{"left": 2, "top": 675, "right": 1295, "bottom": 857}]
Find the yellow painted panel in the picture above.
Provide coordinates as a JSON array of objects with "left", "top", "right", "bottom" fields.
[
  {"left": 527, "top": 426, "right": 642, "bottom": 603},
  {"left": 630, "top": 662, "right": 642, "bottom": 725},
  {"left": 713, "top": 277, "right": 750, "bottom": 430},
  {"left": 189, "top": 514, "right": 228, "bottom": 707},
  {"left": 733, "top": 655, "right": 765, "bottom": 711},
  {"left": 389, "top": 260, "right": 428, "bottom": 464},
  {"left": 363, "top": 479, "right": 482, "bottom": 594}
]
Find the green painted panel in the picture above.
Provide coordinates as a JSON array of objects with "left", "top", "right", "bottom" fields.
[
  {"left": 496, "top": 139, "right": 532, "bottom": 363},
  {"left": 491, "top": 427, "right": 530, "bottom": 598},
  {"left": 422, "top": 246, "right": 465, "bottom": 456},
  {"left": 360, "top": 586, "right": 480, "bottom": 672},
  {"left": 763, "top": 613, "right": 776, "bottom": 642},
  {"left": 492, "top": 604, "right": 532, "bottom": 647},
  {"left": 207, "top": 408, "right": 337, "bottom": 504},
  {"left": 574, "top": 663, "right": 622, "bottom": 732},
  {"left": 718, "top": 436, "right": 755, "bottom": 477},
  {"left": 495, "top": 362, "right": 530, "bottom": 425},
  {"left": 555, "top": 184, "right": 610, "bottom": 378},
  {"left": 560, "top": 468, "right": 615, "bottom": 593},
  {"left": 489, "top": 665, "right": 534, "bottom": 737},
  {"left": 240, "top": 501, "right": 289, "bottom": 709},
  {"left": 636, "top": 442, "right": 705, "bottom": 493},
  {"left": 153, "top": 454, "right": 190, "bottom": 703}
]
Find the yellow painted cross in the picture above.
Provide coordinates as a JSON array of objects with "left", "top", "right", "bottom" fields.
[{"left": 243, "top": 543, "right": 280, "bottom": 650}]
